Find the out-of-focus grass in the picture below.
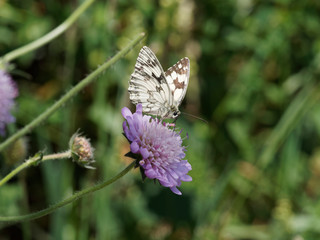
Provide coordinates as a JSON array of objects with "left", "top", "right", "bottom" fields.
[{"left": 2, "top": 0, "right": 320, "bottom": 239}]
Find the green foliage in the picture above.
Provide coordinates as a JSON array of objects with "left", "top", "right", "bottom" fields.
[{"left": 2, "top": 0, "right": 320, "bottom": 239}]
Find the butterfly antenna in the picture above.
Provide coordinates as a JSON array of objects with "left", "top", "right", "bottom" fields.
[{"left": 181, "top": 112, "right": 208, "bottom": 124}]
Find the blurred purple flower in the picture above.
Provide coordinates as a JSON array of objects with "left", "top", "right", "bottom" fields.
[
  {"left": 0, "top": 70, "right": 18, "bottom": 136},
  {"left": 122, "top": 104, "right": 192, "bottom": 195}
]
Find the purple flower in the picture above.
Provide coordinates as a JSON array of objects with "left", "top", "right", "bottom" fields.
[
  {"left": 0, "top": 70, "right": 18, "bottom": 136},
  {"left": 122, "top": 104, "right": 192, "bottom": 195}
]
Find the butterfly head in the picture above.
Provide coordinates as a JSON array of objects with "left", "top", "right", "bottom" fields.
[
  {"left": 172, "top": 110, "right": 180, "bottom": 118},
  {"left": 166, "top": 106, "right": 180, "bottom": 119}
]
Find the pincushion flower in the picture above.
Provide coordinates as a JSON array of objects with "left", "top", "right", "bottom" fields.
[
  {"left": 122, "top": 104, "right": 192, "bottom": 195},
  {"left": 0, "top": 69, "right": 18, "bottom": 136}
]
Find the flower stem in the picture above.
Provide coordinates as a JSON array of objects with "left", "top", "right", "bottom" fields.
[
  {"left": 0, "top": 32, "right": 145, "bottom": 152},
  {"left": 0, "top": 0, "right": 95, "bottom": 63},
  {"left": 0, "top": 160, "right": 136, "bottom": 222},
  {"left": 0, "top": 151, "right": 71, "bottom": 187}
]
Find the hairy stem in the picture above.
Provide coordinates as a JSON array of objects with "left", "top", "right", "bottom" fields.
[
  {"left": 0, "top": 160, "right": 136, "bottom": 222},
  {"left": 0, "top": 32, "right": 145, "bottom": 152},
  {"left": 0, "top": 151, "right": 71, "bottom": 187},
  {"left": 0, "top": 0, "right": 95, "bottom": 63}
]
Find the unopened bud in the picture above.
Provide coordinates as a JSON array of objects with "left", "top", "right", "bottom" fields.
[
  {"left": 4, "top": 137, "right": 28, "bottom": 165},
  {"left": 69, "top": 132, "right": 95, "bottom": 169}
]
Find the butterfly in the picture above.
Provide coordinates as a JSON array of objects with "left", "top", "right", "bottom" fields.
[{"left": 128, "top": 46, "right": 190, "bottom": 119}]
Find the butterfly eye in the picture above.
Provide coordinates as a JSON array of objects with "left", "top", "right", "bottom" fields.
[{"left": 173, "top": 111, "right": 179, "bottom": 118}]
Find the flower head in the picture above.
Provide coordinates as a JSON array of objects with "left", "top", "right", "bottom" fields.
[
  {"left": 0, "top": 69, "right": 18, "bottom": 136},
  {"left": 69, "top": 132, "right": 95, "bottom": 169},
  {"left": 122, "top": 104, "right": 192, "bottom": 195}
]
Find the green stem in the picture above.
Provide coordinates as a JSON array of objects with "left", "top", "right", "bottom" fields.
[
  {"left": 0, "top": 151, "right": 71, "bottom": 187},
  {"left": 0, "top": 0, "right": 95, "bottom": 63},
  {"left": 0, "top": 32, "right": 145, "bottom": 152},
  {"left": 0, "top": 160, "right": 136, "bottom": 222}
]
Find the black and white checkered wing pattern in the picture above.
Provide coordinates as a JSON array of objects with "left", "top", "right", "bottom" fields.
[
  {"left": 129, "top": 46, "right": 173, "bottom": 116},
  {"left": 165, "top": 57, "right": 190, "bottom": 106}
]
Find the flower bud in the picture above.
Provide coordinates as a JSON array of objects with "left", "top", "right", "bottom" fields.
[
  {"left": 4, "top": 137, "right": 28, "bottom": 165},
  {"left": 69, "top": 132, "right": 95, "bottom": 169}
]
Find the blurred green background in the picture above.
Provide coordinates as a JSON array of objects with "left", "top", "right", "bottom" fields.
[{"left": 1, "top": 0, "right": 320, "bottom": 239}]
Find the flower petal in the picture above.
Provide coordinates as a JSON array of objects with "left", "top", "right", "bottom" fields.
[
  {"left": 140, "top": 147, "right": 150, "bottom": 159},
  {"left": 180, "top": 175, "right": 192, "bottom": 182},
  {"left": 170, "top": 186, "right": 182, "bottom": 195},
  {"left": 121, "top": 107, "right": 132, "bottom": 119},
  {"left": 123, "top": 121, "right": 134, "bottom": 141},
  {"left": 136, "top": 103, "right": 143, "bottom": 114},
  {"left": 130, "top": 141, "right": 139, "bottom": 153},
  {"left": 145, "top": 168, "right": 158, "bottom": 179}
]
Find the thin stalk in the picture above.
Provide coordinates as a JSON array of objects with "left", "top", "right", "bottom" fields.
[
  {"left": 0, "top": 32, "right": 145, "bottom": 152},
  {"left": 0, "top": 0, "right": 95, "bottom": 63},
  {"left": 0, "top": 160, "right": 136, "bottom": 222},
  {"left": 0, "top": 151, "right": 71, "bottom": 187}
]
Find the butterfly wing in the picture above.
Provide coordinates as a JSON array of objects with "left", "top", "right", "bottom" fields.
[
  {"left": 129, "top": 46, "right": 173, "bottom": 116},
  {"left": 165, "top": 57, "right": 190, "bottom": 107}
]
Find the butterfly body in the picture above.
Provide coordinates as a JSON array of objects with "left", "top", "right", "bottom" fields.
[{"left": 129, "top": 46, "right": 190, "bottom": 119}]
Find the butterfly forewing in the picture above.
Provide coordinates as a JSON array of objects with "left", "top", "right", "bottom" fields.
[
  {"left": 165, "top": 57, "right": 190, "bottom": 106},
  {"left": 129, "top": 47, "right": 172, "bottom": 115},
  {"left": 128, "top": 46, "right": 190, "bottom": 118}
]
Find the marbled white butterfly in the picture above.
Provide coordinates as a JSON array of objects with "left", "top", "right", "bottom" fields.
[{"left": 128, "top": 46, "right": 190, "bottom": 119}]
